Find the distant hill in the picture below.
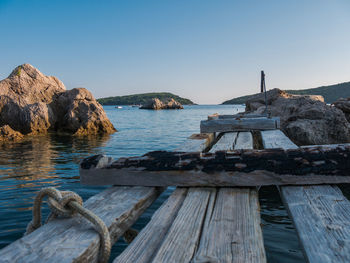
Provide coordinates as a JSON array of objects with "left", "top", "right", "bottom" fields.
[
  {"left": 222, "top": 81, "right": 350, "bottom": 104},
  {"left": 98, "top": 92, "right": 194, "bottom": 105}
]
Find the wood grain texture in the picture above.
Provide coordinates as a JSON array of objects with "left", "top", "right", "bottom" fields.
[
  {"left": 0, "top": 186, "right": 162, "bottom": 263},
  {"left": 80, "top": 143, "right": 350, "bottom": 187},
  {"left": 261, "top": 129, "right": 350, "bottom": 263},
  {"left": 114, "top": 134, "right": 215, "bottom": 262},
  {"left": 149, "top": 134, "right": 218, "bottom": 262},
  {"left": 209, "top": 132, "right": 237, "bottom": 152},
  {"left": 235, "top": 131, "right": 254, "bottom": 150},
  {"left": 151, "top": 187, "right": 216, "bottom": 263},
  {"left": 193, "top": 131, "right": 266, "bottom": 263},
  {"left": 193, "top": 188, "right": 266, "bottom": 263},
  {"left": 261, "top": 129, "right": 298, "bottom": 149},
  {"left": 81, "top": 167, "right": 350, "bottom": 187},
  {"left": 208, "top": 113, "right": 268, "bottom": 120},
  {"left": 113, "top": 188, "right": 188, "bottom": 263},
  {"left": 175, "top": 133, "right": 215, "bottom": 152},
  {"left": 281, "top": 185, "right": 350, "bottom": 263},
  {"left": 200, "top": 117, "right": 279, "bottom": 133}
]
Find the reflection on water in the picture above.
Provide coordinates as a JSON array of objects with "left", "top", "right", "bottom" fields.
[
  {"left": 260, "top": 186, "right": 305, "bottom": 263},
  {"left": 0, "top": 105, "right": 306, "bottom": 262},
  {"left": 0, "top": 133, "right": 110, "bottom": 248}
]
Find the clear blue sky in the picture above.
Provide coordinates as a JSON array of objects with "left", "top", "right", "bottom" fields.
[{"left": 1, "top": 0, "right": 350, "bottom": 104}]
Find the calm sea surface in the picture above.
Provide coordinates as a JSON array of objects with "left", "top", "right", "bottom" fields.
[{"left": 0, "top": 105, "right": 306, "bottom": 262}]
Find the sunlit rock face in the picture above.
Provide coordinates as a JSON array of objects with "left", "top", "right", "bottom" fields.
[
  {"left": 245, "top": 88, "right": 350, "bottom": 145},
  {"left": 0, "top": 125, "right": 24, "bottom": 141},
  {"left": 140, "top": 98, "right": 184, "bottom": 110},
  {"left": 0, "top": 64, "right": 116, "bottom": 137}
]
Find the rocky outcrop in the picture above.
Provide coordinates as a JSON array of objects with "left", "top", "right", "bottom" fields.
[
  {"left": 140, "top": 98, "right": 184, "bottom": 110},
  {"left": 333, "top": 98, "right": 350, "bottom": 122},
  {"left": 0, "top": 64, "right": 116, "bottom": 137},
  {"left": 0, "top": 125, "right": 24, "bottom": 141},
  {"left": 54, "top": 88, "right": 116, "bottom": 135},
  {"left": 245, "top": 88, "right": 350, "bottom": 145}
]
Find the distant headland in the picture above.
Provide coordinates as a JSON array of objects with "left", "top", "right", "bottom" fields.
[
  {"left": 97, "top": 92, "right": 194, "bottom": 106},
  {"left": 222, "top": 81, "right": 350, "bottom": 104}
]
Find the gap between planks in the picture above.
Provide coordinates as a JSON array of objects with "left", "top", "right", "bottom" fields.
[
  {"left": 114, "top": 133, "right": 217, "bottom": 263},
  {"left": 261, "top": 129, "right": 350, "bottom": 263},
  {"left": 114, "top": 131, "right": 266, "bottom": 263}
]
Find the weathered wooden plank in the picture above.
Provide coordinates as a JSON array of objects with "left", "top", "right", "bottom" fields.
[
  {"left": 193, "top": 132, "right": 266, "bottom": 263},
  {"left": 200, "top": 117, "right": 280, "bottom": 133},
  {"left": 151, "top": 188, "right": 216, "bottom": 262},
  {"left": 208, "top": 113, "right": 268, "bottom": 120},
  {"left": 0, "top": 186, "right": 162, "bottom": 263},
  {"left": 261, "top": 129, "right": 350, "bottom": 263},
  {"left": 261, "top": 129, "right": 298, "bottom": 149},
  {"left": 281, "top": 185, "right": 350, "bottom": 263},
  {"left": 114, "top": 134, "right": 214, "bottom": 262},
  {"left": 175, "top": 133, "right": 215, "bottom": 152},
  {"left": 80, "top": 144, "right": 350, "bottom": 186},
  {"left": 209, "top": 132, "right": 237, "bottom": 152},
  {"left": 235, "top": 131, "right": 253, "bottom": 150},
  {"left": 113, "top": 188, "right": 188, "bottom": 263},
  {"left": 193, "top": 188, "right": 266, "bottom": 263}
]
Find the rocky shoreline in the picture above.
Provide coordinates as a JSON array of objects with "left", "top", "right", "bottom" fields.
[
  {"left": 243, "top": 88, "right": 350, "bottom": 145},
  {"left": 0, "top": 64, "right": 116, "bottom": 141}
]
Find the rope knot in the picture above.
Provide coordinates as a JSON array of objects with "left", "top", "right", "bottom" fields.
[
  {"left": 47, "top": 190, "right": 83, "bottom": 218},
  {"left": 25, "top": 187, "right": 111, "bottom": 263}
]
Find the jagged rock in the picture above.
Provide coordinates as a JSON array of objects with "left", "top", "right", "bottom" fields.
[
  {"left": 140, "top": 98, "right": 183, "bottom": 110},
  {"left": 245, "top": 88, "right": 350, "bottom": 145},
  {"left": 333, "top": 97, "right": 350, "bottom": 122},
  {"left": 0, "top": 125, "right": 24, "bottom": 141},
  {"left": 0, "top": 64, "right": 116, "bottom": 137},
  {"left": 246, "top": 89, "right": 324, "bottom": 112},
  {"left": 140, "top": 98, "right": 164, "bottom": 110},
  {"left": 166, "top": 98, "right": 183, "bottom": 109},
  {"left": 55, "top": 88, "right": 116, "bottom": 135}
]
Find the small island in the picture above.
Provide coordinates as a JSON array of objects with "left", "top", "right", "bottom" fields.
[
  {"left": 140, "top": 98, "right": 184, "bottom": 110},
  {"left": 97, "top": 92, "right": 194, "bottom": 106}
]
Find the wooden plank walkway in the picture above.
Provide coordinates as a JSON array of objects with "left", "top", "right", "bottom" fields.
[
  {"left": 200, "top": 117, "right": 280, "bottom": 133},
  {"left": 0, "top": 186, "right": 162, "bottom": 263},
  {"left": 193, "top": 131, "right": 265, "bottom": 263},
  {"left": 209, "top": 132, "right": 237, "bottom": 152},
  {"left": 114, "top": 132, "right": 266, "bottom": 263},
  {"left": 3, "top": 123, "right": 349, "bottom": 263},
  {"left": 80, "top": 144, "right": 350, "bottom": 187},
  {"left": 261, "top": 129, "right": 350, "bottom": 263},
  {"left": 115, "top": 134, "right": 216, "bottom": 263}
]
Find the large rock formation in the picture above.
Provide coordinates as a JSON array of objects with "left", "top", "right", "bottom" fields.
[
  {"left": 0, "top": 64, "right": 116, "bottom": 137},
  {"left": 140, "top": 98, "right": 184, "bottom": 110},
  {"left": 245, "top": 89, "right": 350, "bottom": 145},
  {"left": 333, "top": 97, "right": 350, "bottom": 122}
]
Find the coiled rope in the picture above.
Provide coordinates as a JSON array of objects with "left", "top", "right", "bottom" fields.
[{"left": 25, "top": 187, "right": 111, "bottom": 263}]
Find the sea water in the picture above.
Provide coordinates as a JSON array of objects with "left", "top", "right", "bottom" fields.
[{"left": 0, "top": 105, "right": 305, "bottom": 262}]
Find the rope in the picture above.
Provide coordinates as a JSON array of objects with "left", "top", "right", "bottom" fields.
[{"left": 25, "top": 187, "right": 111, "bottom": 263}]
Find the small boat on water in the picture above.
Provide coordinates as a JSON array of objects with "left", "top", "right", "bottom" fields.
[{"left": 115, "top": 106, "right": 123, "bottom": 109}]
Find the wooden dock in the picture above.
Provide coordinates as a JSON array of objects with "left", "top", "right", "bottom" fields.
[{"left": 1, "top": 115, "right": 350, "bottom": 263}]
